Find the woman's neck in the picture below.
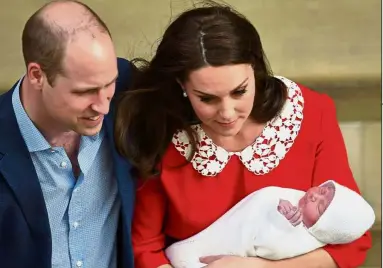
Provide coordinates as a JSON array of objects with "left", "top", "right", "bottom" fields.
[{"left": 201, "top": 119, "right": 265, "bottom": 152}]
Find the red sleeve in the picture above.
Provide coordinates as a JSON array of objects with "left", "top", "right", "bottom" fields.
[
  {"left": 312, "top": 94, "right": 372, "bottom": 268},
  {"left": 132, "top": 177, "right": 170, "bottom": 268}
]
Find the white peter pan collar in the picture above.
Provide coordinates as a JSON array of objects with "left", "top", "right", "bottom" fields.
[{"left": 171, "top": 76, "right": 304, "bottom": 176}]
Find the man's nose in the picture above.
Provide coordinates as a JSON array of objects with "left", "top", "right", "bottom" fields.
[{"left": 91, "top": 89, "right": 112, "bottom": 115}]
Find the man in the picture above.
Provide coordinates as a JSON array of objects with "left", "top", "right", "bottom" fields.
[{"left": 0, "top": 1, "right": 134, "bottom": 267}]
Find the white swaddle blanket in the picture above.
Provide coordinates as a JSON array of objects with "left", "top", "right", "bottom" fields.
[{"left": 165, "top": 181, "right": 375, "bottom": 268}]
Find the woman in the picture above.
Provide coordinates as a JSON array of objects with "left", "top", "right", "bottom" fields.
[{"left": 115, "top": 3, "right": 371, "bottom": 268}]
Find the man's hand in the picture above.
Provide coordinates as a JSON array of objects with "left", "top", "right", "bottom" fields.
[{"left": 277, "top": 199, "right": 302, "bottom": 226}]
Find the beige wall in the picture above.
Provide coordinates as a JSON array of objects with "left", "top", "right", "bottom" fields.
[
  {"left": 340, "top": 122, "right": 382, "bottom": 223},
  {"left": 1, "top": 0, "right": 381, "bottom": 223},
  {"left": 0, "top": 0, "right": 381, "bottom": 88},
  {"left": 1, "top": 2, "right": 381, "bottom": 266}
]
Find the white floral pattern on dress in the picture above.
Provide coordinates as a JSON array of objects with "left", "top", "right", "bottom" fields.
[{"left": 171, "top": 76, "right": 304, "bottom": 176}]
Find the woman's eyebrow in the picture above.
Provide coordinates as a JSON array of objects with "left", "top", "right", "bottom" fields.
[{"left": 193, "top": 77, "right": 249, "bottom": 96}]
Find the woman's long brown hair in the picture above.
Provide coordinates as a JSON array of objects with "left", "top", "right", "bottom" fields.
[{"left": 115, "top": 3, "right": 287, "bottom": 179}]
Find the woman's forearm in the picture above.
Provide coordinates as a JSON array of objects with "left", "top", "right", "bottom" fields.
[
  {"left": 264, "top": 249, "right": 337, "bottom": 268},
  {"left": 157, "top": 265, "right": 173, "bottom": 268}
]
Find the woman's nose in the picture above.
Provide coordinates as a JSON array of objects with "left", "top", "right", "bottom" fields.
[{"left": 218, "top": 100, "right": 235, "bottom": 120}]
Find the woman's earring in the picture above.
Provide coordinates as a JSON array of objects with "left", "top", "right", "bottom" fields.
[{"left": 183, "top": 91, "right": 188, "bottom": 97}]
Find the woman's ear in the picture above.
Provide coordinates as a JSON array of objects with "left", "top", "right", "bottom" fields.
[
  {"left": 176, "top": 79, "right": 184, "bottom": 90},
  {"left": 176, "top": 79, "right": 188, "bottom": 97}
]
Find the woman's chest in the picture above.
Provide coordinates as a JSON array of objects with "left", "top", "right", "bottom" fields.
[{"left": 161, "top": 136, "right": 318, "bottom": 239}]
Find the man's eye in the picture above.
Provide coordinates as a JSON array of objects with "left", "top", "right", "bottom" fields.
[
  {"left": 75, "top": 91, "right": 90, "bottom": 95},
  {"left": 200, "top": 96, "right": 214, "bottom": 103},
  {"left": 74, "top": 89, "right": 99, "bottom": 95},
  {"left": 232, "top": 89, "right": 247, "bottom": 96}
]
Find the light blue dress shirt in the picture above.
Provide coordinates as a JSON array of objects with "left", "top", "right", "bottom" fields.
[{"left": 12, "top": 79, "right": 121, "bottom": 268}]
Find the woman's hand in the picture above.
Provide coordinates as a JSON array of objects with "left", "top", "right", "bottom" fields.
[{"left": 200, "top": 255, "right": 269, "bottom": 268}]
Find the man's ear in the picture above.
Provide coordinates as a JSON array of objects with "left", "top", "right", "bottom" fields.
[{"left": 27, "top": 62, "right": 45, "bottom": 91}]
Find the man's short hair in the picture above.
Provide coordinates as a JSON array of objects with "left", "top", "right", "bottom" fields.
[{"left": 22, "top": 0, "right": 111, "bottom": 86}]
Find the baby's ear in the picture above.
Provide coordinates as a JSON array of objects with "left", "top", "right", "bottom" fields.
[{"left": 322, "top": 180, "right": 335, "bottom": 188}]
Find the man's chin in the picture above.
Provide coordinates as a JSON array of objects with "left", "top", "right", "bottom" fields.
[{"left": 75, "top": 124, "right": 103, "bottom": 137}]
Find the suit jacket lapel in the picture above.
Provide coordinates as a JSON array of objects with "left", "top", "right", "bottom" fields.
[
  {"left": 104, "top": 112, "right": 135, "bottom": 268},
  {"left": 104, "top": 113, "right": 135, "bottom": 222},
  {"left": 0, "top": 87, "right": 51, "bottom": 239}
]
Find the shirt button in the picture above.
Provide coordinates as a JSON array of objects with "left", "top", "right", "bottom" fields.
[
  {"left": 73, "top": 221, "right": 79, "bottom": 229},
  {"left": 76, "top": 260, "right": 83, "bottom": 267},
  {"left": 50, "top": 149, "right": 55, "bottom": 153},
  {"left": 60, "top": 161, "right": 67, "bottom": 168}
]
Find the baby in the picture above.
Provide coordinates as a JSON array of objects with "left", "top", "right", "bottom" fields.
[
  {"left": 165, "top": 180, "right": 375, "bottom": 268},
  {"left": 277, "top": 181, "right": 336, "bottom": 228}
]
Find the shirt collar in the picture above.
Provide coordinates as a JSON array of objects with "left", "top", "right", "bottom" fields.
[{"left": 12, "top": 77, "right": 51, "bottom": 152}]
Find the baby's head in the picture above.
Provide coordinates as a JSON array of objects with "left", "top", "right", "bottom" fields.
[
  {"left": 298, "top": 181, "right": 336, "bottom": 228},
  {"left": 302, "top": 180, "right": 375, "bottom": 244}
]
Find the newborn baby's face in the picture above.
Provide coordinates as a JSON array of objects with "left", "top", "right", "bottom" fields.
[{"left": 298, "top": 182, "right": 335, "bottom": 228}]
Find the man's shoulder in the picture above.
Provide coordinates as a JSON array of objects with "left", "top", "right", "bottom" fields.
[
  {"left": 0, "top": 87, "right": 15, "bottom": 113},
  {"left": 116, "top": 57, "right": 132, "bottom": 94},
  {"left": 107, "top": 57, "right": 132, "bottom": 117},
  {"left": 0, "top": 85, "right": 15, "bottom": 97},
  {"left": 0, "top": 86, "right": 19, "bottom": 150},
  {"left": 0, "top": 90, "right": 7, "bottom": 102}
]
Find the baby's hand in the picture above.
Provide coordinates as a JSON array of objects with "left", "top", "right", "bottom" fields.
[
  {"left": 284, "top": 206, "right": 302, "bottom": 226},
  {"left": 278, "top": 199, "right": 302, "bottom": 227},
  {"left": 277, "top": 199, "right": 293, "bottom": 215}
]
